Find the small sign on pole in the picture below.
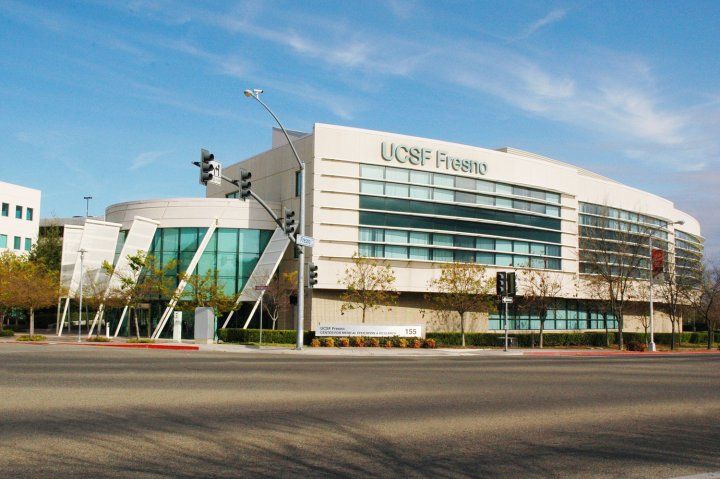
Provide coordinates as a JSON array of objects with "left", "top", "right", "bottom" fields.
[
  {"left": 296, "top": 235, "right": 315, "bottom": 247},
  {"left": 209, "top": 161, "right": 222, "bottom": 186},
  {"left": 254, "top": 285, "right": 268, "bottom": 291},
  {"left": 502, "top": 297, "right": 514, "bottom": 304}
]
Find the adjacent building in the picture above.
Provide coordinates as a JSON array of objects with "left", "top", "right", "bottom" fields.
[{"left": 0, "top": 180, "right": 41, "bottom": 254}]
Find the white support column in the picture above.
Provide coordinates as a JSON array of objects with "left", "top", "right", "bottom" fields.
[
  {"left": 87, "top": 304, "right": 105, "bottom": 337},
  {"left": 113, "top": 305, "right": 129, "bottom": 338},
  {"left": 57, "top": 297, "right": 70, "bottom": 337},
  {"left": 151, "top": 222, "right": 217, "bottom": 339},
  {"left": 241, "top": 299, "right": 263, "bottom": 329}
]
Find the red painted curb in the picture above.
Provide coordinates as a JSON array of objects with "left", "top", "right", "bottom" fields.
[
  {"left": 526, "top": 349, "right": 720, "bottom": 357},
  {"left": 59, "top": 342, "right": 199, "bottom": 351}
]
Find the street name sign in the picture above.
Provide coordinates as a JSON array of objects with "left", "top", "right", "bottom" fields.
[{"left": 296, "top": 235, "right": 315, "bottom": 247}]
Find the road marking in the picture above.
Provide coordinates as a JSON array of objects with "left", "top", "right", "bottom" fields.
[{"left": 670, "top": 473, "right": 720, "bottom": 479}]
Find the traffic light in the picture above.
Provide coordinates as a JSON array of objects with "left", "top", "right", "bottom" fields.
[
  {"left": 283, "top": 208, "right": 296, "bottom": 235},
  {"left": 239, "top": 169, "right": 252, "bottom": 200},
  {"left": 507, "top": 272, "right": 516, "bottom": 296},
  {"left": 496, "top": 271, "right": 506, "bottom": 297},
  {"left": 199, "top": 149, "right": 215, "bottom": 186},
  {"left": 308, "top": 262, "right": 318, "bottom": 288}
]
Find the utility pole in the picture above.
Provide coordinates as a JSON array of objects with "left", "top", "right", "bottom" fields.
[
  {"left": 84, "top": 196, "right": 92, "bottom": 218},
  {"left": 78, "top": 249, "right": 86, "bottom": 343}
]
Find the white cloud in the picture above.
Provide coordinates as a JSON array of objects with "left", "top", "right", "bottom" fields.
[
  {"left": 518, "top": 8, "right": 567, "bottom": 40},
  {"left": 130, "top": 150, "right": 172, "bottom": 170}
]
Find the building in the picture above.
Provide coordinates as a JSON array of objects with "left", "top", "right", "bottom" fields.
[
  {"left": 0, "top": 180, "right": 41, "bottom": 254},
  {"left": 207, "top": 124, "right": 704, "bottom": 334},
  {"left": 55, "top": 124, "right": 703, "bottom": 338}
]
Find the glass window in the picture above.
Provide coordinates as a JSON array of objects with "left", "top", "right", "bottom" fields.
[
  {"left": 410, "top": 170, "right": 431, "bottom": 185},
  {"left": 530, "top": 257, "right": 545, "bottom": 269},
  {"left": 496, "top": 253, "right": 513, "bottom": 266},
  {"left": 385, "top": 229, "right": 408, "bottom": 244},
  {"left": 476, "top": 180, "right": 494, "bottom": 192},
  {"left": 13, "top": 236, "right": 21, "bottom": 250},
  {"left": 454, "top": 236, "right": 475, "bottom": 248},
  {"left": 513, "top": 187, "right": 530, "bottom": 198},
  {"left": 455, "top": 250, "right": 475, "bottom": 263},
  {"left": 217, "top": 229, "right": 238, "bottom": 252},
  {"left": 409, "top": 231, "right": 430, "bottom": 245},
  {"left": 386, "top": 183, "right": 409, "bottom": 197},
  {"left": 26, "top": 208, "right": 33, "bottom": 221},
  {"left": 179, "top": 228, "right": 198, "bottom": 252},
  {"left": 513, "top": 242, "right": 530, "bottom": 254},
  {"left": 197, "top": 251, "right": 216, "bottom": 276},
  {"left": 433, "top": 249, "right": 453, "bottom": 262},
  {"left": 476, "top": 195, "right": 494, "bottom": 206},
  {"left": 496, "top": 239, "right": 512, "bottom": 252},
  {"left": 409, "top": 185, "right": 431, "bottom": 199},
  {"left": 1, "top": 203, "right": 7, "bottom": 217},
  {"left": 15, "top": 206, "right": 22, "bottom": 219},
  {"left": 476, "top": 237, "right": 494, "bottom": 250},
  {"left": 455, "top": 192, "right": 475, "bottom": 204},
  {"left": 359, "top": 243, "right": 373, "bottom": 257},
  {"left": 385, "top": 167, "right": 409, "bottom": 182},
  {"left": 162, "top": 228, "right": 179, "bottom": 252},
  {"left": 495, "top": 183, "right": 512, "bottom": 195},
  {"left": 0, "top": 234, "right": 6, "bottom": 248},
  {"left": 360, "top": 180, "right": 384, "bottom": 195},
  {"left": 530, "top": 243, "right": 545, "bottom": 255},
  {"left": 495, "top": 197, "right": 512, "bottom": 208},
  {"left": 546, "top": 258, "right": 561, "bottom": 270},
  {"left": 239, "top": 229, "right": 260, "bottom": 253},
  {"left": 546, "top": 205, "right": 560, "bottom": 217},
  {"left": 361, "top": 164, "right": 384, "bottom": 179},
  {"left": 476, "top": 252, "right": 494, "bottom": 265},
  {"left": 359, "top": 227, "right": 374, "bottom": 242},
  {"left": 24, "top": 238, "right": 31, "bottom": 251},
  {"left": 433, "top": 174, "right": 454, "bottom": 187},
  {"left": 409, "top": 247, "right": 430, "bottom": 260},
  {"left": 546, "top": 245, "right": 561, "bottom": 256},
  {"left": 514, "top": 200, "right": 530, "bottom": 211},
  {"left": 239, "top": 254, "right": 258, "bottom": 277},
  {"left": 530, "top": 203, "right": 546, "bottom": 214},
  {"left": 432, "top": 234, "right": 453, "bottom": 247},
  {"left": 546, "top": 192, "right": 561, "bottom": 204},
  {"left": 530, "top": 190, "right": 546, "bottom": 200},
  {"left": 217, "top": 252, "right": 237, "bottom": 277},
  {"left": 455, "top": 177, "right": 476, "bottom": 190},
  {"left": 513, "top": 255, "right": 529, "bottom": 267},
  {"left": 385, "top": 245, "right": 407, "bottom": 259},
  {"left": 433, "top": 189, "right": 454, "bottom": 202}
]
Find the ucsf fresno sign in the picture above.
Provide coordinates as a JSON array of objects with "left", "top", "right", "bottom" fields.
[{"left": 381, "top": 141, "right": 488, "bottom": 176}]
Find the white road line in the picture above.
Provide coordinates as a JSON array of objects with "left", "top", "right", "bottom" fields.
[{"left": 670, "top": 472, "right": 720, "bottom": 479}]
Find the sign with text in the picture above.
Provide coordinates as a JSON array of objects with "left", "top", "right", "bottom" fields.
[
  {"left": 380, "top": 142, "right": 488, "bottom": 176},
  {"left": 316, "top": 325, "right": 423, "bottom": 338},
  {"left": 652, "top": 248, "right": 664, "bottom": 276},
  {"left": 296, "top": 235, "right": 315, "bottom": 247}
]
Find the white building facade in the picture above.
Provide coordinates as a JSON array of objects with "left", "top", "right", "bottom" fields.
[
  {"left": 0, "top": 180, "right": 41, "bottom": 254},
  {"left": 208, "top": 124, "right": 704, "bottom": 334}
]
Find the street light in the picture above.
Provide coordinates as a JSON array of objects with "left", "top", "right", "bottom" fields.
[
  {"left": 244, "top": 88, "right": 306, "bottom": 350},
  {"left": 83, "top": 196, "right": 93, "bottom": 218},
  {"left": 78, "top": 248, "right": 86, "bottom": 343},
  {"left": 648, "top": 220, "right": 684, "bottom": 352}
]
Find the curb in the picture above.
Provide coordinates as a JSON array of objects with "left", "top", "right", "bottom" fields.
[
  {"left": 59, "top": 342, "right": 200, "bottom": 351},
  {"left": 525, "top": 349, "right": 720, "bottom": 357}
]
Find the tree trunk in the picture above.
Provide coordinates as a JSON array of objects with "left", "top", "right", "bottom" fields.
[
  {"left": 133, "top": 309, "right": 140, "bottom": 340},
  {"left": 670, "top": 321, "right": 676, "bottom": 350},
  {"left": 604, "top": 315, "right": 610, "bottom": 347},
  {"left": 617, "top": 316, "right": 624, "bottom": 350},
  {"left": 29, "top": 308, "right": 34, "bottom": 336},
  {"left": 539, "top": 318, "right": 545, "bottom": 349},
  {"left": 708, "top": 328, "right": 714, "bottom": 350},
  {"left": 644, "top": 327, "right": 649, "bottom": 347},
  {"left": 362, "top": 307, "right": 366, "bottom": 324},
  {"left": 460, "top": 311, "right": 466, "bottom": 348}
]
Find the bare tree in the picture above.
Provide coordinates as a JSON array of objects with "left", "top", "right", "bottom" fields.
[
  {"left": 688, "top": 263, "right": 720, "bottom": 349},
  {"left": 339, "top": 253, "right": 399, "bottom": 323},
  {"left": 579, "top": 206, "right": 654, "bottom": 349},
  {"left": 657, "top": 254, "right": 697, "bottom": 350},
  {"left": 261, "top": 271, "right": 297, "bottom": 330},
  {"left": 634, "top": 283, "right": 651, "bottom": 346},
  {"left": 426, "top": 262, "right": 494, "bottom": 348},
  {"left": 519, "top": 270, "right": 563, "bottom": 348}
]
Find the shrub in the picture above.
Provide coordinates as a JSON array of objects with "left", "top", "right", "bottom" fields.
[
  {"left": 127, "top": 338, "right": 155, "bottom": 343},
  {"left": 411, "top": 339, "right": 422, "bottom": 348},
  {"left": 87, "top": 336, "right": 111, "bottom": 342},
  {"left": 339, "top": 337, "right": 350, "bottom": 347},
  {"left": 626, "top": 341, "right": 646, "bottom": 352},
  {"left": 219, "top": 328, "right": 315, "bottom": 345},
  {"left": 396, "top": 338, "right": 408, "bottom": 348},
  {"left": 0, "top": 329, "right": 14, "bottom": 337},
  {"left": 367, "top": 338, "right": 380, "bottom": 347},
  {"left": 16, "top": 334, "right": 46, "bottom": 342},
  {"left": 310, "top": 338, "right": 321, "bottom": 347},
  {"left": 321, "top": 337, "right": 335, "bottom": 347},
  {"left": 423, "top": 338, "right": 436, "bottom": 349},
  {"left": 352, "top": 336, "right": 365, "bottom": 347},
  {"left": 384, "top": 339, "right": 394, "bottom": 348}
]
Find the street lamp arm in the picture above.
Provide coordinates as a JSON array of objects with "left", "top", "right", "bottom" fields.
[{"left": 249, "top": 95, "right": 304, "bottom": 171}]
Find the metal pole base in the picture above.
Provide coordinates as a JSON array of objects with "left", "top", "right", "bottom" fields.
[{"left": 649, "top": 342, "right": 657, "bottom": 352}]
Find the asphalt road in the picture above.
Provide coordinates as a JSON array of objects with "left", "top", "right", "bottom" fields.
[{"left": 1, "top": 345, "right": 719, "bottom": 479}]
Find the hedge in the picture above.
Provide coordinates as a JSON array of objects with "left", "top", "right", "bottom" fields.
[
  {"left": 219, "top": 328, "right": 316, "bottom": 345},
  {"left": 426, "top": 331, "right": 717, "bottom": 347},
  {"left": 0, "top": 328, "right": 14, "bottom": 337}
]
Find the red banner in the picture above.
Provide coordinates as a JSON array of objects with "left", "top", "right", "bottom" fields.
[{"left": 651, "top": 248, "right": 664, "bottom": 276}]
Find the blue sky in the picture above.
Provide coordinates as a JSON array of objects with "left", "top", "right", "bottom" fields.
[{"left": 1, "top": 0, "right": 719, "bottom": 258}]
